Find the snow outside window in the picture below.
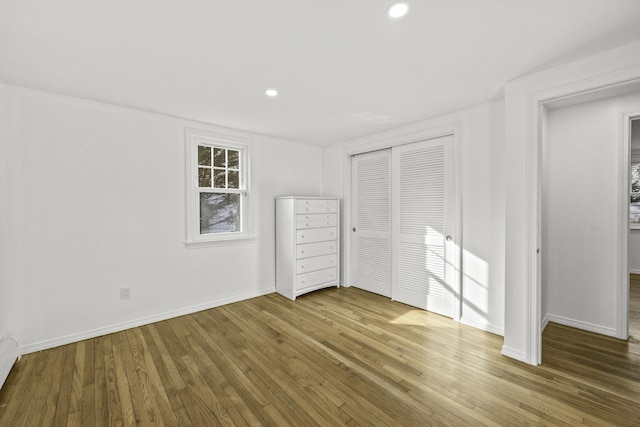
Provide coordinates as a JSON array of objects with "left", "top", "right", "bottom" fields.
[{"left": 631, "top": 162, "right": 640, "bottom": 229}]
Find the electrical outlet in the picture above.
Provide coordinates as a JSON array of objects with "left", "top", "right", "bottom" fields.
[{"left": 120, "top": 287, "right": 130, "bottom": 300}]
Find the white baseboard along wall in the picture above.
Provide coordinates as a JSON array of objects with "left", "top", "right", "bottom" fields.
[
  {"left": 20, "top": 287, "right": 275, "bottom": 355},
  {"left": 0, "top": 337, "right": 19, "bottom": 390},
  {"left": 544, "top": 314, "right": 616, "bottom": 337}
]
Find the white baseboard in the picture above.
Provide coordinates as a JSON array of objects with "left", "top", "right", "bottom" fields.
[
  {"left": 630, "top": 269, "right": 640, "bottom": 275},
  {"left": 20, "top": 287, "right": 276, "bottom": 355},
  {"left": 0, "top": 337, "right": 19, "bottom": 390},
  {"left": 501, "top": 345, "right": 526, "bottom": 362},
  {"left": 541, "top": 313, "right": 550, "bottom": 331},
  {"left": 546, "top": 314, "right": 616, "bottom": 337},
  {"left": 459, "top": 317, "right": 504, "bottom": 336}
]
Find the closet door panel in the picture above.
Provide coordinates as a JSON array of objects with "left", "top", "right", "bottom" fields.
[
  {"left": 392, "top": 136, "right": 456, "bottom": 317},
  {"left": 351, "top": 149, "right": 392, "bottom": 297}
]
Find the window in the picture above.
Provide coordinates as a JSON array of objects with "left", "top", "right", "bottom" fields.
[
  {"left": 186, "top": 128, "right": 251, "bottom": 245},
  {"left": 631, "top": 162, "right": 640, "bottom": 229}
]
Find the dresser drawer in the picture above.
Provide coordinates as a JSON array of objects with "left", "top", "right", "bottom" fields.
[
  {"left": 297, "top": 241, "right": 337, "bottom": 259},
  {"left": 295, "top": 199, "right": 338, "bottom": 214},
  {"left": 296, "top": 227, "right": 336, "bottom": 244},
  {"left": 296, "top": 254, "right": 337, "bottom": 274},
  {"left": 296, "top": 213, "right": 337, "bottom": 229},
  {"left": 296, "top": 267, "right": 337, "bottom": 290}
]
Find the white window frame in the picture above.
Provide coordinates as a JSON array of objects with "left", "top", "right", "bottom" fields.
[
  {"left": 631, "top": 158, "right": 640, "bottom": 230},
  {"left": 185, "top": 128, "right": 253, "bottom": 246}
]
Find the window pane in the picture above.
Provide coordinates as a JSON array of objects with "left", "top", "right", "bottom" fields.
[
  {"left": 228, "top": 170, "right": 239, "bottom": 189},
  {"left": 213, "top": 169, "right": 226, "bottom": 188},
  {"left": 198, "top": 146, "right": 211, "bottom": 166},
  {"left": 632, "top": 195, "right": 640, "bottom": 225},
  {"left": 200, "top": 193, "right": 240, "bottom": 233},
  {"left": 632, "top": 163, "right": 640, "bottom": 193},
  {"left": 214, "top": 148, "right": 226, "bottom": 168},
  {"left": 228, "top": 150, "right": 239, "bottom": 169},
  {"left": 198, "top": 168, "right": 211, "bottom": 187}
]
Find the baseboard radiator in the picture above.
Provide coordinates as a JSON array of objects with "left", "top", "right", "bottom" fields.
[{"left": 0, "top": 337, "right": 18, "bottom": 390}]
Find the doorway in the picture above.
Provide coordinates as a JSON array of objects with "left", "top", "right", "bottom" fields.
[
  {"left": 629, "top": 118, "right": 640, "bottom": 340},
  {"left": 350, "top": 135, "right": 459, "bottom": 317},
  {"left": 540, "top": 92, "right": 640, "bottom": 354}
]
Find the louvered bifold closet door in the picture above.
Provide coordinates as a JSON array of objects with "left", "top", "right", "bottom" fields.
[
  {"left": 351, "top": 149, "right": 392, "bottom": 297},
  {"left": 392, "top": 136, "right": 455, "bottom": 317}
]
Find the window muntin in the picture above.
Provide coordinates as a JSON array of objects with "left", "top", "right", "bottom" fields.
[
  {"left": 198, "top": 146, "right": 241, "bottom": 190},
  {"left": 186, "top": 129, "right": 250, "bottom": 245}
]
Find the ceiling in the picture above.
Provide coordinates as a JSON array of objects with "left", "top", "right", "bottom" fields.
[{"left": 2, "top": 0, "right": 640, "bottom": 146}]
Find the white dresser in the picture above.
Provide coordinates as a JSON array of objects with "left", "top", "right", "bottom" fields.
[{"left": 275, "top": 196, "right": 340, "bottom": 300}]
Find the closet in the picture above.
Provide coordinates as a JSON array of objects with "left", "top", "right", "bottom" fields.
[{"left": 351, "top": 135, "right": 457, "bottom": 317}]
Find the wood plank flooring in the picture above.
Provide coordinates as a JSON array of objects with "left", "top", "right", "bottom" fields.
[
  {"left": 630, "top": 273, "right": 640, "bottom": 344},
  {"left": 1, "top": 284, "right": 640, "bottom": 426}
]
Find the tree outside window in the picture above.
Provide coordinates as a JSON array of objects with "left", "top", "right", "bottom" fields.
[{"left": 197, "top": 146, "right": 242, "bottom": 234}]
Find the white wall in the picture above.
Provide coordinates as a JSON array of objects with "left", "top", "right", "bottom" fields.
[
  {"left": 323, "top": 99, "right": 506, "bottom": 334},
  {"left": 542, "top": 91, "right": 640, "bottom": 335},
  {"left": 461, "top": 100, "right": 506, "bottom": 334},
  {"left": 1, "top": 86, "right": 323, "bottom": 353},
  {"left": 0, "top": 79, "right": 11, "bottom": 342}
]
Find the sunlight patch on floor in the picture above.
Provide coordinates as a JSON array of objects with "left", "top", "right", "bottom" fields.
[{"left": 390, "top": 310, "right": 431, "bottom": 326}]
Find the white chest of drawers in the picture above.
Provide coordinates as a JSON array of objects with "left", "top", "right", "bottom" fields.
[{"left": 276, "top": 196, "right": 340, "bottom": 300}]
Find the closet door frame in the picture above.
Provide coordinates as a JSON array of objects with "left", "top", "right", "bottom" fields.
[{"left": 343, "top": 123, "right": 462, "bottom": 321}]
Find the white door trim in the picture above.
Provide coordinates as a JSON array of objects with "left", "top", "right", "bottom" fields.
[
  {"left": 342, "top": 122, "right": 462, "bottom": 320},
  {"left": 619, "top": 112, "right": 640, "bottom": 339}
]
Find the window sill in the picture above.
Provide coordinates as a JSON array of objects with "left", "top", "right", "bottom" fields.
[
  {"left": 185, "top": 234, "right": 257, "bottom": 248},
  {"left": 631, "top": 226, "right": 640, "bottom": 232}
]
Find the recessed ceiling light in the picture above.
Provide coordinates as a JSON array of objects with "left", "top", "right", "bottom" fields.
[
  {"left": 265, "top": 88, "right": 278, "bottom": 97},
  {"left": 387, "top": 2, "right": 410, "bottom": 18}
]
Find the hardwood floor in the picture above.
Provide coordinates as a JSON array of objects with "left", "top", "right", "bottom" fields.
[
  {"left": 1, "top": 285, "right": 640, "bottom": 426},
  {"left": 630, "top": 273, "right": 640, "bottom": 345}
]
